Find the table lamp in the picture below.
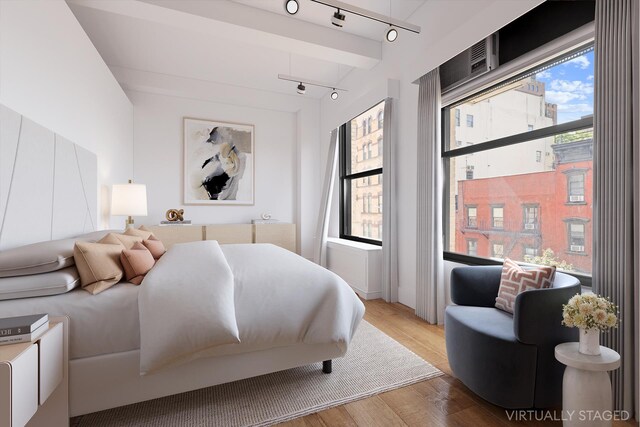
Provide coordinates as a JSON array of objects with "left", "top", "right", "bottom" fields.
[{"left": 111, "top": 179, "right": 148, "bottom": 229}]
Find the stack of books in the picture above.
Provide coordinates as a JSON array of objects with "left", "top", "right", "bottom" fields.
[
  {"left": 0, "top": 314, "right": 49, "bottom": 346},
  {"left": 160, "top": 220, "right": 192, "bottom": 225},
  {"left": 251, "top": 219, "right": 280, "bottom": 224}
]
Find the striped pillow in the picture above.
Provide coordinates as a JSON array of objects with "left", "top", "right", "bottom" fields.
[{"left": 495, "top": 258, "right": 556, "bottom": 314}]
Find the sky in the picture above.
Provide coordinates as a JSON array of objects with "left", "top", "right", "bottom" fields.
[{"left": 535, "top": 50, "right": 594, "bottom": 124}]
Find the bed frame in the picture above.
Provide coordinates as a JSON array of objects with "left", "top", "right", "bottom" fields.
[{"left": 68, "top": 344, "right": 344, "bottom": 416}]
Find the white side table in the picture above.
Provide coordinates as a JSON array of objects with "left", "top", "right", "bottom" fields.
[{"left": 555, "top": 343, "right": 620, "bottom": 427}]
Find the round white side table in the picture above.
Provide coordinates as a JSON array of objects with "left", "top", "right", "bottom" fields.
[{"left": 555, "top": 343, "right": 621, "bottom": 427}]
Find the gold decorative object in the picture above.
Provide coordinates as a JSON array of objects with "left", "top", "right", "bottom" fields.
[{"left": 165, "top": 209, "right": 185, "bottom": 222}]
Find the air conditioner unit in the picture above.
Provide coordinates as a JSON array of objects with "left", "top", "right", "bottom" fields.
[
  {"left": 570, "top": 245, "right": 585, "bottom": 252},
  {"left": 440, "top": 34, "right": 498, "bottom": 94},
  {"left": 569, "top": 195, "right": 585, "bottom": 202},
  {"left": 524, "top": 223, "right": 536, "bottom": 230}
]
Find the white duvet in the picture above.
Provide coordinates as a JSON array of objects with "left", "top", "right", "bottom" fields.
[{"left": 138, "top": 241, "right": 365, "bottom": 375}]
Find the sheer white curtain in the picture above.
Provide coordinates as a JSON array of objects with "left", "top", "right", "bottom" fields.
[
  {"left": 382, "top": 98, "right": 398, "bottom": 302},
  {"left": 593, "top": 0, "right": 639, "bottom": 417},
  {"left": 314, "top": 129, "right": 338, "bottom": 267},
  {"left": 415, "top": 69, "right": 445, "bottom": 324}
]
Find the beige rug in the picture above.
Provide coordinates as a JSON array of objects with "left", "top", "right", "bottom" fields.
[{"left": 72, "top": 321, "right": 442, "bottom": 427}]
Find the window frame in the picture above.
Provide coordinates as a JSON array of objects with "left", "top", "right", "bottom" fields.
[
  {"left": 339, "top": 101, "right": 385, "bottom": 246},
  {"left": 441, "top": 45, "right": 594, "bottom": 287}
]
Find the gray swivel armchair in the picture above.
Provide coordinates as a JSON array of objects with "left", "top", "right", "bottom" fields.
[{"left": 444, "top": 266, "right": 581, "bottom": 409}]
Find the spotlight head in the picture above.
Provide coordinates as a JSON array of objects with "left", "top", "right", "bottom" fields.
[
  {"left": 297, "top": 82, "right": 306, "bottom": 94},
  {"left": 331, "top": 9, "right": 345, "bottom": 27},
  {"left": 284, "top": 0, "right": 299, "bottom": 15},
  {"left": 330, "top": 90, "right": 339, "bottom": 100},
  {"left": 386, "top": 27, "right": 398, "bottom": 42}
]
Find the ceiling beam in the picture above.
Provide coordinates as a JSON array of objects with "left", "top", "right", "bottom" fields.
[{"left": 67, "top": 0, "right": 381, "bottom": 70}]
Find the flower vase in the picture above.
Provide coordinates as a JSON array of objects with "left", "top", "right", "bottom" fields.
[{"left": 579, "top": 328, "right": 601, "bottom": 355}]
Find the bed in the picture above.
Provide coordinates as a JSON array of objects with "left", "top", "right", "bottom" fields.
[{"left": 0, "top": 241, "right": 365, "bottom": 416}]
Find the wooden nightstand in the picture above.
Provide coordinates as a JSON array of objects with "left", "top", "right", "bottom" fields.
[{"left": 0, "top": 317, "right": 69, "bottom": 427}]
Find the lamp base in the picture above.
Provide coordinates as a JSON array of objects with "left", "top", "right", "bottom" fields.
[{"left": 125, "top": 216, "right": 135, "bottom": 229}]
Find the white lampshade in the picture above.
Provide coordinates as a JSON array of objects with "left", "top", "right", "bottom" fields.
[{"left": 111, "top": 182, "right": 148, "bottom": 216}]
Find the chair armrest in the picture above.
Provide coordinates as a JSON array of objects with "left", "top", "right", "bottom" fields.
[
  {"left": 450, "top": 266, "right": 502, "bottom": 307},
  {"left": 513, "top": 283, "right": 581, "bottom": 345}
]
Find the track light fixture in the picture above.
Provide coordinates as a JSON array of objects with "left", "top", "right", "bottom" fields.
[
  {"left": 307, "top": 0, "right": 420, "bottom": 41},
  {"left": 279, "top": 74, "right": 347, "bottom": 98},
  {"left": 331, "top": 9, "right": 346, "bottom": 27},
  {"left": 386, "top": 26, "right": 398, "bottom": 42},
  {"left": 284, "top": 0, "right": 299, "bottom": 15}
]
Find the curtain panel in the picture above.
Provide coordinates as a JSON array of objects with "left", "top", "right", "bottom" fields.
[
  {"left": 314, "top": 128, "right": 338, "bottom": 267},
  {"left": 593, "top": 0, "right": 639, "bottom": 417},
  {"left": 416, "top": 69, "right": 445, "bottom": 324}
]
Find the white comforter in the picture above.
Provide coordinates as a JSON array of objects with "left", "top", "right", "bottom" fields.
[{"left": 138, "top": 241, "right": 365, "bottom": 375}]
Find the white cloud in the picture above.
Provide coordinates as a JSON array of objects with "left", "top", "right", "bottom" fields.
[
  {"left": 546, "top": 90, "right": 584, "bottom": 104},
  {"left": 549, "top": 79, "right": 593, "bottom": 94},
  {"left": 587, "top": 75, "right": 594, "bottom": 80},
  {"left": 536, "top": 70, "right": 552, "bottom": 80},
  {"left": 566, "top": 55, "right": 590, "bottom": 69},
  {"left": 557, "top": 103, "right": 593, "bottom": 113}
]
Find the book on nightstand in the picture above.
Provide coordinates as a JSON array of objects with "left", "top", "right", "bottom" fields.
[
  {"left": 0, "top": 322, "right": 49, "bottom": 345},
  {"left": 0, "top": 313, "right": 48, "bottom": 338}
]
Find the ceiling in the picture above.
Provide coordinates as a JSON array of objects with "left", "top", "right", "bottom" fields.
[
  {"left": 231, "top": 0, "right": 426, "bottom": 41},
  {"left": 67, "top": 0, "right": 427, "bottom": 99}
]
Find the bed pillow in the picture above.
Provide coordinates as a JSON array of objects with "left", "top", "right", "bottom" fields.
[
  {"left": 99, "top": 232, "right": 142, "bottom": 249},
  {"left": 143, "top": 236, "right": 166, "bottom": 260},
  {"left": 75, "top": 229, "right": 121, "bottom": 242},
  {"left": 120, "top": 242, "right": 156, "bottom": 285},
  {"left": 74, "top": 241, "right": 125, "bottom": 295},
  {"left": 0, "top": 267, "right": 80, "bottom": 301},
  {"left": 0, "top": 238, "right": 77, "bottom": 278},
  {"left": 124, "top": 227, "right": 154, "bottom": 240},
  {"left": 495, "top": 258, "right": 556, "bottom": 314}
]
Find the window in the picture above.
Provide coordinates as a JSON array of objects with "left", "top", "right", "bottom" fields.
[
  {"left": 467, "top": 239, "right": 478, "bottom": 256},
  {"left": 528, "top": 125, "right": 534, "bottom": 131},
  {"left": 491, "top": 206, "right": 504, "bottom": 229},
  {"left": 466, "top": 165, "right": 474, "bottom": 180},
  {"left": 455, "top": 109, "right": 460, "bottom": 126},
  {"left": 466, "top": 206, "right": 477, "bottom": 228},
  {"left": 523, "top": 204, "right": 539, "bottom": 231},
  {"left": 378, "top": 110, "right": 384, "bottom": 130},
  {"left": 568, "top": 222, "right": 586, "bottom": 253},
  {"left": 492, "top": 243, "right": 504, "bottom": 259},
  {"left": 567, "top": 172, "right": 585, "bottom": 202},
  {"left": 466, "top": 114, "right": 474, "bottom": 127},
  {"left": 340, "top": 100, "right": 385, "bottom": 245},
  {"left": 442, "top": 45, "right": 594, "bottom": 280}
]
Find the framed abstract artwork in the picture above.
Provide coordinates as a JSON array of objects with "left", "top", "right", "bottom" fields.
[{"left": 183, "top": 117, "right": 254, "bottom": 205}]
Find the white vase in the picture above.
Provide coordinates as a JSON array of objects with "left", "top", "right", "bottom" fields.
[{"left": 579, "top": 328, "right": 601, "bottom": 355}]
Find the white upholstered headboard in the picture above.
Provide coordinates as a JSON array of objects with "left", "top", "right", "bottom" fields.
[{"left": 0, "top": 104, "right": 97, "bottom": 250}]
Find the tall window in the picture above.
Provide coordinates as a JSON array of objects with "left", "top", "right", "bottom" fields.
[
  {"left": 442, "top": 45, "right": 594, "bottom": 282},
  {"left": 492, "top": 243, "right": 504, "bottom": 259},
  {"left": 568, "top": 222, "right": 586, "bottom": 253},
  {"left": 567, "top": 171, "right": 586, "bottom": 202},
  {"left": 466, "top": 206, "right": 477, "bottom": 228},
  {"left": 340, "top": 100, "right": 385, "bottom": 245},
  {"left": 523, "top": 204, "right": 539, "bottom": 231},
  {"left": 378, "top": 110, "right": 384, "bottom": 130}
]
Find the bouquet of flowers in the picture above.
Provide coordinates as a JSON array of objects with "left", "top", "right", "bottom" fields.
[{"left": 562, "top": 293, "right": 619, "bottom": 331}]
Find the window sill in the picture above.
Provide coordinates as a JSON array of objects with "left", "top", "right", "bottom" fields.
[
  {"left": 565, "top": 251, "right": 588, "bottom": 256},
  {"left": 327, "top": 237, "right": 382, "bottom": 251}
]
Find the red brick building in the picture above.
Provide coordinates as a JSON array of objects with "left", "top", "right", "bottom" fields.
[{"left": 455, "top": 138, "right": 593, "bottom": 274}]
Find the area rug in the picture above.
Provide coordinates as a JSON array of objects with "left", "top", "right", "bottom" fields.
[{"left": 72, "top": 321, "right": 442, "bottom": 427}]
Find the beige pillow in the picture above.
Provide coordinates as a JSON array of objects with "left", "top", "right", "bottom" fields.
[
  {"left": 143, "top": 236, "right": 166, "bottom": 260},
  {"left": 495, "top": 258, "right": 556, "bottom": 314},
  {"left": 120, "top": 242, "right": 156, "bottom": 285},
  {"left": 100, "top": 233, "right": 142, "bottom": 249},
  {"left": 124, "top": 227, "right": 154, "bottom": 240},
  {"left": 73, "top": 241, "right": 124, "bottom": 295}
]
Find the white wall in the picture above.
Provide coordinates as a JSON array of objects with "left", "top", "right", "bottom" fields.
[
  {"left": 116, "top": 67, "right": 321, "bottom": 259},
  {"left": 320, "top": 0, "right": 544, "bottom": 308},
  {"left": 0, "top": 0, "right": 133, "bottom": 230}
]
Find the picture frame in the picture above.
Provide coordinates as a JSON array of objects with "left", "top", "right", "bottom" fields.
[{"left": 183, "top": 117, "right": 255, "bottom": 205}]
